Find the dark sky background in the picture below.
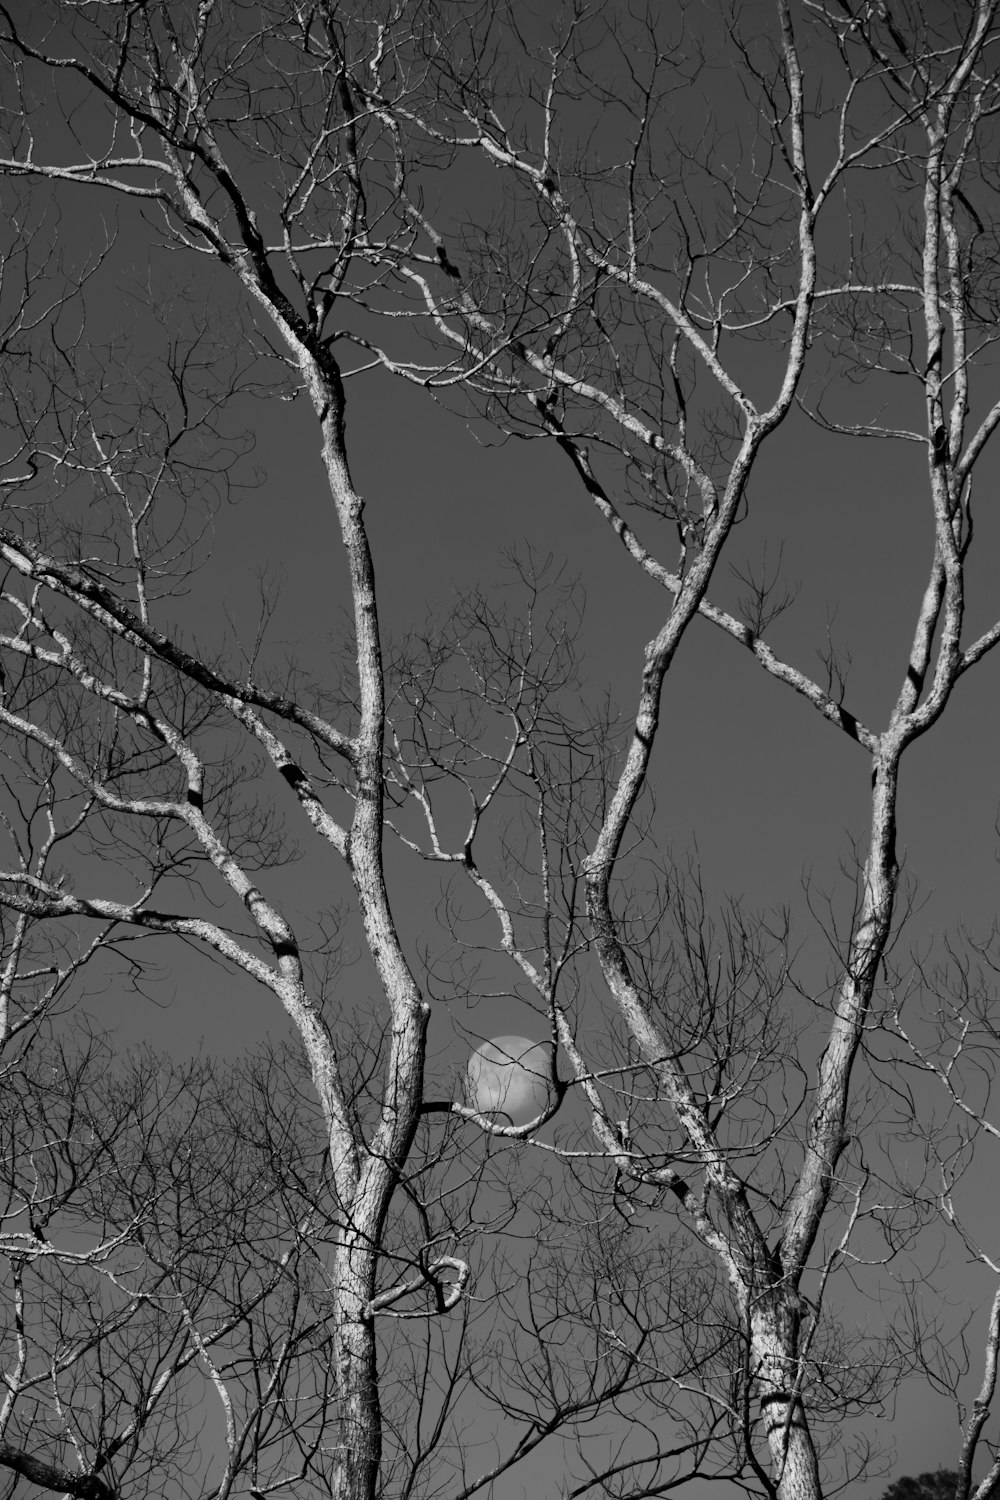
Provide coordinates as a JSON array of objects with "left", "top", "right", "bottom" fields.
[
  {"left": 80, "top": 328, "right": 1000, "bottom": 1497},
  {"left": 12, "top": 5, "right": 1000, "bottom": 1495}
]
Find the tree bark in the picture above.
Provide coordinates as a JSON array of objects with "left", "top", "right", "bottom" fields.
[
  {"left": 330, "top": 1244, "right": 383, "bottom": 1500},
  {"left": 750, "top": 1296, "right": 822, "bottom": 1500},
  {"left": 0, "top": 1443, "right": 116, "bottom": 1498}
]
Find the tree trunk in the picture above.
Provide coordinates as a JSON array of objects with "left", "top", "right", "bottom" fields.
[
  {"left": 330, "top": 1242, "right": 382, "bottom": 1500},
  {"left": 751, "top": 1291, "right": 823, "bottom": 1500}
]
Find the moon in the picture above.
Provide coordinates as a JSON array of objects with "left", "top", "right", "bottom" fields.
[{"left": 465, "top": 1036, "right": 553, "bottom": 1125}]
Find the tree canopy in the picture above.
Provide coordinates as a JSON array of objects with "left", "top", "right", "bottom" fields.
[{"left": 0, "top": 3, "right": 997, "bottom": 1499}]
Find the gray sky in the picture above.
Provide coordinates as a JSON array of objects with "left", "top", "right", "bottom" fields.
[
  {"left": 84, "top": 323, "right": 1000, "bottom": 1496},
  {"left": 13, "top": 5, "right": 1000, "bottom": 1493}
]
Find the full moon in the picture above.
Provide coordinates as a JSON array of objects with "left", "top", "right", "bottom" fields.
[{"left": 465, "top": 1036, "right": 553, "bottom": 1125}]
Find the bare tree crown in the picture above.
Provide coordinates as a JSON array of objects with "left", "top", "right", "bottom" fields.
[{"left": 0, "top": 4, "right": 996, "bottom": 1499}]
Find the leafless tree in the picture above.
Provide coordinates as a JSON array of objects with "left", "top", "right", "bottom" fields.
[
  {"left": 0, "top": 4, "right": 998, "bottom": 1500},
  {"left": 882, "top": 926, "right": 1000, "bottom": 1500}
]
